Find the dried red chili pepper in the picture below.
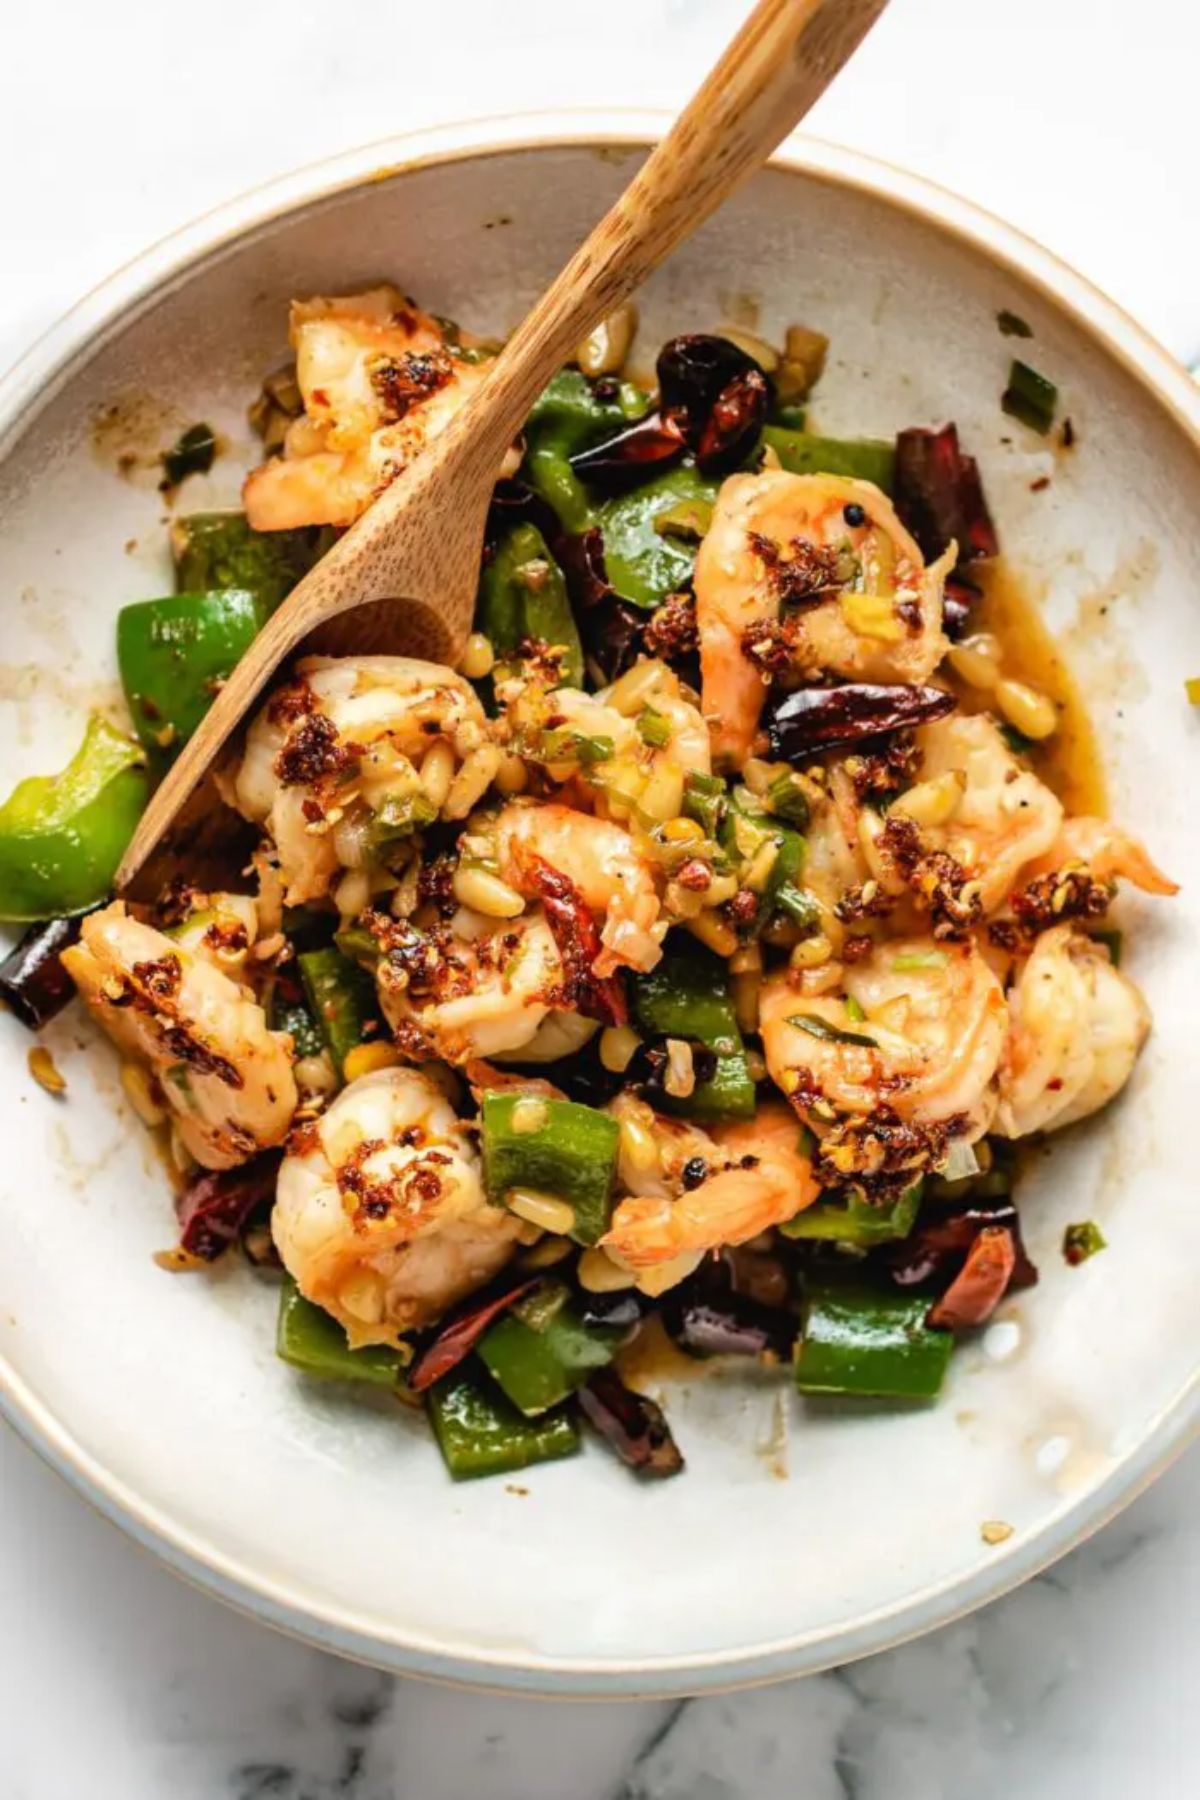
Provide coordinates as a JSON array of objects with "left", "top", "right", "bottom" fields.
[
  {"left": 175, "top": 1152, "right": 281, "bottom": 1262},
  {"left": 765, "top": 682, "right": 957, "bottom": 759},
  {"left": 927, "top": 1225, "right": 1017, "bottom": 1330},
  {"left": 524, "top": 854, "right": 628, "bottom": 1027},
  {"left": 578, "top": 1367, "right": 685, "bottom": 1477},
  {"left": 408, "top": 1278, "right": 539, "bottom": 1394}
]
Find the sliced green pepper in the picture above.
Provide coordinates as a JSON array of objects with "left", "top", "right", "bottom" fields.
[
  {"left": 0, "top": 715, "right": 149, "bottom": 922},
  {"left": 632, "top": 946, "right": 756, "bottom": 1122},
  {"left": 298, "top": 946, "right": 382, "bottom": 1080},
  {"left": 117, "top": 589, "right": 269, "bottom": 762},
  {"left": 276, "top": 1279, "right": 404, "bottom": 1387},
  {"left": 478, "top": 522, "right": 583, "bottom": 686},
  {"left": 721, "top": 790, "right": 807, "bottom": 922},
  {"left": 781, "top": 1182, "right": 922, "bottom": 1247},
  {"left": 522, "top": 369, "right": 645, "bottom": 534},
  {"left": 170, "top": 511, "right": 330, "bottom": 612},
  {"left": 477, "top": 1280, "right": 623, "bottom": 1415},
  {"left": 761, "top": 425, "right": 895, "bottom": 492},
  {"left": 426, "top": 1364, "right": 580, "bottom": 1480},
  {"left": 595, "top": 464, "right": 719, "bottom": 609},
  {"left": 480, "top": 1092, "right": 618, "bottom": 1245},
  {"left": 795, "top": 1279, "right": 953, "bottom": 1399}
]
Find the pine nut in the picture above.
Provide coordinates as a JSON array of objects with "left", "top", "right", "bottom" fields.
[
  {"left": 947, "top": 632, "right": 1002, "bottom": 691},
  {"left": 702, "top": 873, "right": 740, "bottom": 907},
  {"left": 444, "top": 744, "right": 502, "bottom": 819},
  {"left": 618, "top": 1110, "right": 661, "bottom": 1177},
  {"left": 600, "top": 1025, "right": 641, "bottom": 1073},
  {"left": 506, "top": 1188, "right": 577, "bottom": 1236},
  {"left": 995, "top": 678, "right": 1058, "bottom": 741},
  {"left": 495, "top": 752, "right": 529, "bottom": 796},
  {"left": 451, "top": 863, "right": 525, "bottom": 918},
  {"left": 717, "top": 326, "right": 779, "bottom": 372},
  {"left": 334, "top": 868, "right": 371, "bottom": 918},
  {"left": 891, "top": 769, "right": 967, "bottom": 828},
  {"left": 519, "top": 1236, "right": 574, "bottom": 1271},
  {"left": 458, "top": 632, "right": 495, "bottom": 680},
  {"left": 639, "top": 760, "right": 685, "bottom": 825},
  {"left": 743, "top": 838, "right": 780, "bottom": 894},
  {"left": 790, "top": 932, "right": 833, "bottom": 970},
  {"left": 606, "top": 659, "right": 664, "bottom": 717},
  {"left": 419, "top": 740, "right": 455, "bottom": 810},
  {"left": 663, "top": 1038, "right": 696, "bottom": 1099},
  {"left": 575, "top": 302, "right": 637, "bottom": 377},
  {"left": 742, "top": 757, "right": 775, "bottom": 796},
  {"left": 687, "top": 912, "right": 739, "bottom": 956},
  {"left": 510, "top": 1097, "right": 548, "bottom": 1134},
  {"left": 745, "top": 1047, "right": 768, "bottom": 1083},
  {"left": 121, "top": 1061, "right": 165, "bottom": 1125},
  {"left": 577, "top": 1247, "right": 638, "bottom": 1292},
  {"left": 343, "top": 1041, "right": 401, "bottom": 1083}
]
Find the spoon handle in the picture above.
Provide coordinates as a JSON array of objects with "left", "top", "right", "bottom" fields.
[{"left": 460, "top": 0, "right": 889, "bottom": 467}]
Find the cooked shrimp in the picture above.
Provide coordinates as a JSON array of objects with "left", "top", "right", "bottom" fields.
[
  {"left": 694, "top": 470, "right": 952, "bottom": 766},
  {"left": 601, "top": 1096, "right": 818, "bottom": 1272},
  {"left": 1020, "top": 817, "right": 1178, "bottom": 897},
  {"left": 233, "top": 654, "right": 488, "bottom": 906},
  {"left": 911, "top": 712, "right": 1064, "bottom": 911},
  {"left": 759, "top": 934, "right": 1007, "bottom": 1138},
  {"left": 377, "top": 907, "right": 567, "bottom": 1064},
  {"left": 996, "top": 925, "right": 1151, "bottom": 1137},
  {"left": 243, "top": 287, "right": 514, "bottom": 531},
  {"left": 62, "top": 902, "right": 296, "bottom": 1170},
  {"left": 273, "top": 1066, "right": 519, "bottom": 1347},
  {"left": 489, "top": 801, "right": 665, "bottom": 975}
]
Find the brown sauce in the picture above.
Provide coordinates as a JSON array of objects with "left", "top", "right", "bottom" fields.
[{"left": 958, "top": 561, "right": 1107, "bottom": 817}]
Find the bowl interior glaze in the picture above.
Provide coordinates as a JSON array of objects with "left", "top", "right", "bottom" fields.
[{"left": 0, "top": 124, "right": 1196, "bottom": 1695}]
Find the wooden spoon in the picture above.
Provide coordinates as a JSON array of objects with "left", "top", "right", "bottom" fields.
[{"left": 117, "top": 0, "right": 888, "bottom": 890}]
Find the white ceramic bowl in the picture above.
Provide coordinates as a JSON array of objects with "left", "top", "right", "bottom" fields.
[{"left": 1, "top": 114, "right": 1197, "bottom": 1697}]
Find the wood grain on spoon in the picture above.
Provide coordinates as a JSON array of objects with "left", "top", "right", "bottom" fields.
[{"left": 116, "top": 0, "right": 888, "bottom": 891}]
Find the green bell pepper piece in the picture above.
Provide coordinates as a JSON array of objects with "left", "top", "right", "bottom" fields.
[
  {"left": 632, "top": 947, "right": 756, "bottom": 1122},
  {"left": 522, "top": 368, "right": 645, "bottom": 534},
  {"left": 477, "top": 1280, "right": 623, "bottom": 1416},
  {"left": 276, "top": 1279, "right": 405, "bottom": 1387},
  {"left": 426, "top": 1364, "right": 580, "bottom": 1480},
  {"left": 117, "top": 589, "right": 269, "bottom": 762},
  {"left": 480, "top": 1092, "right": 619, "bottom": 1245},
  {"left": 170, "top": 511, "right": 330, "bottom": 612},
  {"left": 478, "top": 522, "right": 583, "bottom": 686},
  {"left": 0, "top": 715, "right": 149, "bottom": 922},
  {"left": 595, "top": 464, "right": 719, "bottom": 609},
  {"left": 298, "top": 946, "right": 382, "bottom": 1079},
  {"left": 795, "top": 1280, "right": 953, "bottom": 1399},
  {"left": 761, "top": 425, "right": 895, "bottom": 493},
  {"left": 781, "top": 1182, "right": 922, "bottom": 1247}
]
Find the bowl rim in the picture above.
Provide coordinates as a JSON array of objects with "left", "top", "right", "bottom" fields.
[{"left": 1, "top": 109, "right": 1196, "bottom": 1698}]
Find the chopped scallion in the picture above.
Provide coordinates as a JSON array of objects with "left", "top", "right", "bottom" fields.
[
  {"left": 1001, "top": 360, "right": 1058, "bottom": 435},
  {"left": 891, "top": 949, "right": 949, "bottom": 973},
  {"left": 637, "top": 708, "right": 673, "bottom": 749},
  {"left": 1063, "top": 1220, "right": 1107, "bottom": 1265},
  {"left": 787, "top": 1012, "right": 877, "bottom": 1048}
]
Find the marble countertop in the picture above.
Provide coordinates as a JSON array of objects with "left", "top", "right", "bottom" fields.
[{"left": 2, "top": 0, "right": 1196, "bottom": 1793}]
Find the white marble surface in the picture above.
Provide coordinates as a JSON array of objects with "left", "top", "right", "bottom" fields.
[{"left": 2, "top": 0, "right": 1198, "bottom": 1792}]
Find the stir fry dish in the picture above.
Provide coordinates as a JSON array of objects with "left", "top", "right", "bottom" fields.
[{"left": 0, "top": 288, "right": 1179, "bottom": 1482}]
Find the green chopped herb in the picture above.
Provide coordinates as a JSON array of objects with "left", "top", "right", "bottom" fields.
[
  {"left": 1063, "top": 1220, "right": 1107, "bottom": 1266},
  {"left": 637, "top": 708, "right": 673, "bottom": 749},
  {"left": 536, "top": 728, "right": 614, "bottom": 767},
  {"left": 765, "top": 770, "right": 811, "bottom": 830},
  {"left": 1001, "top": 360, "right": 1058, "bottom": 435},
  {"left": 891, "top": 949, "right": 949, "bottom": 972},
  {"left": 787, "top": 1012, "right": 878, "bottom": 1049},
  {"left": 161, "top": 422, "right": 217, "bottom": 488},
  {"left": 773, "top": 883, "right": 822, "bottom": 930},
  {"left": 997, "top": 309, "right": 1033, "bottom": 339},
  {"left": 844, "top": 995, "right": 866, "bottom": 1023}
]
